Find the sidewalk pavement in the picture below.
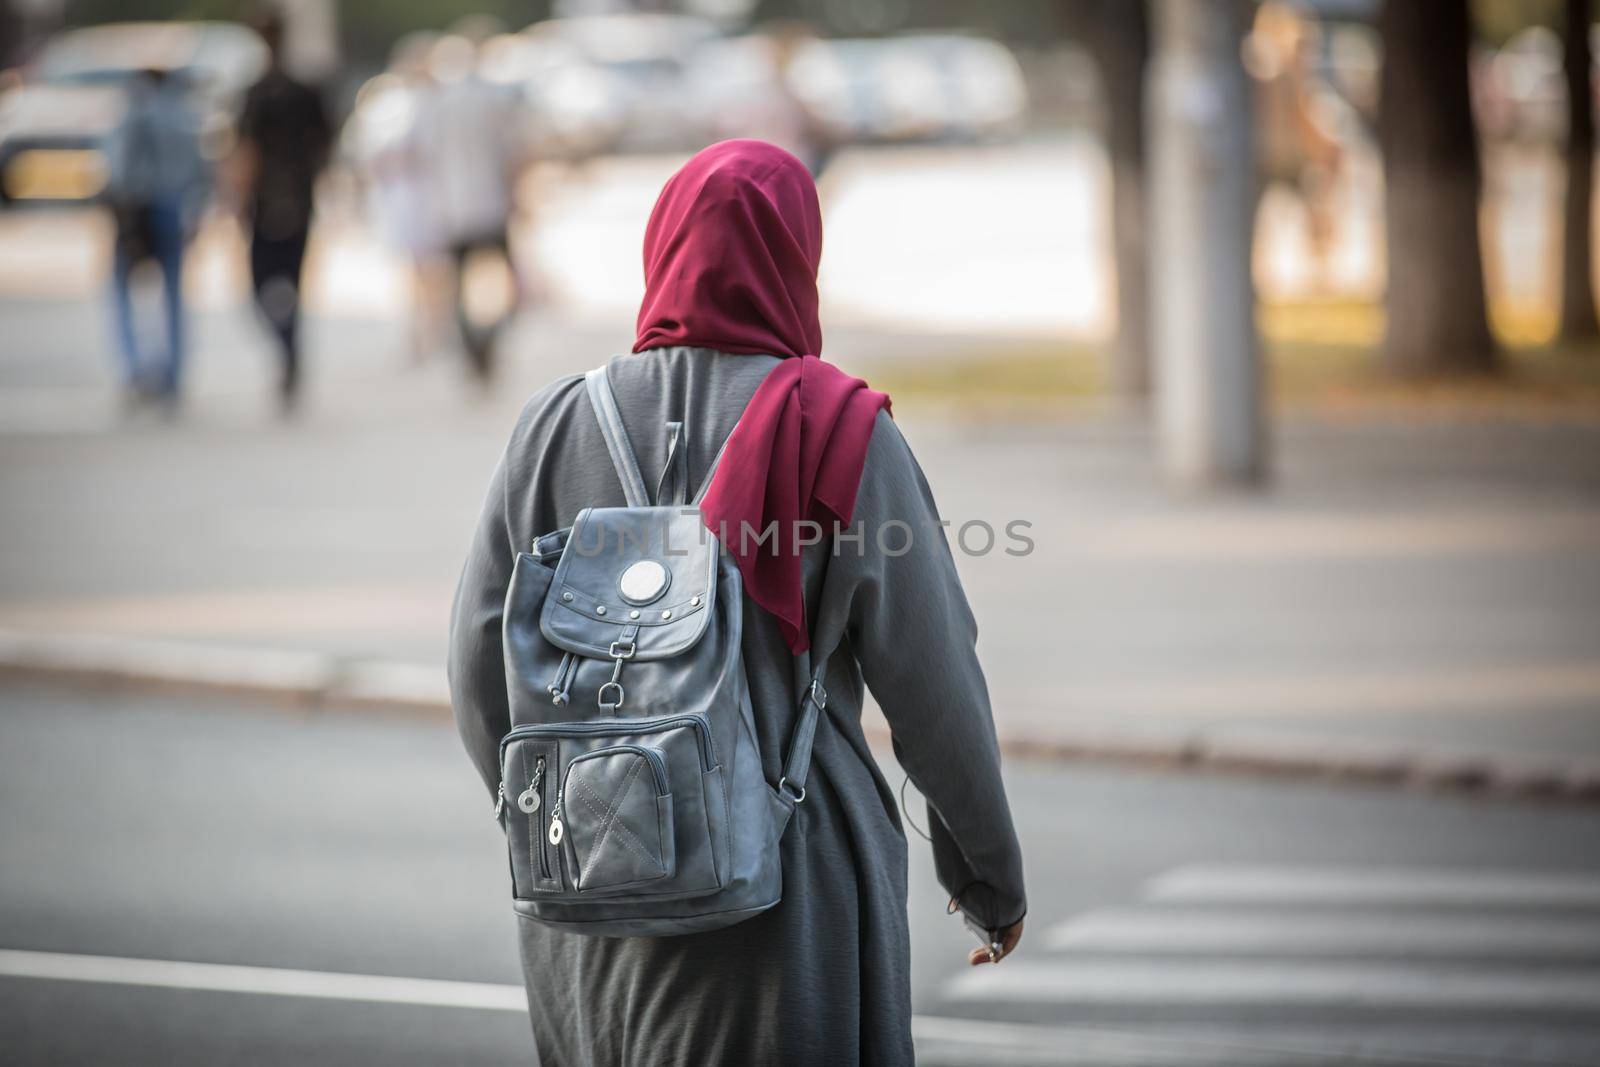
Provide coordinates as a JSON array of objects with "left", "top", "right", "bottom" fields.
[{"left": 2, "top": 296, "right": 1599, "bottom": 800}]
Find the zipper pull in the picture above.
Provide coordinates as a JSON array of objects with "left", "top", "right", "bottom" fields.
[
  {"left": 517, "top": 756, "right": 545, "bottom": 814},
  {"left": 547, "top": 786, "right": 565, "bottom": 846}
]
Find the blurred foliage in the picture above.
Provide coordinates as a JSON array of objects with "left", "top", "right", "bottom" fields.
[
  {"left": 61, "top": 0, "right": 239, "bottom": 26},
  {"left": 55, "top": 0, "right": 1074, "bottom": 66},
  {"left": 1474, "top": 0, "right": 1563, "bottom": 44},
  {"left": 59, "top": 0, "right": 552, "bottom": 67},
  {"left": 46, "top": 0, "right": 1580, "bottom": 69},
  {"left": 873, "top": 299, "right": 1600, "bottom": 415},
  {"left": 752, "top": 0, "right": 1066, "bottom": 39},
  {"left": 336, "top": 0, "right": 551, "bottom": 64},
  {"left": 870, "top": 340, "right": 1106, "bottom": 413}
]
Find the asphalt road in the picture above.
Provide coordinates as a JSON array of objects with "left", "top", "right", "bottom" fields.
[{"left": 3, "top": 681, "right": 1599, "bottom": 1066}]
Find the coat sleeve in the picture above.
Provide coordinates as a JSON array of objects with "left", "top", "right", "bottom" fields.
[
  {"left": 836, "top": 413, "right": 1027, "bottom": 931},
  {"left": 447, "top": 450, "right": 515, "bottom": 800}
]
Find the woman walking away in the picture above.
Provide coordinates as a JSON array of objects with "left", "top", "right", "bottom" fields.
[{"left": 448, "top": 139, "right": 1026, "bottom": 1066}]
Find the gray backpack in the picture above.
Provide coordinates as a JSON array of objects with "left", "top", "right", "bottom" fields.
[{"left": 496, "top": 365, "right": 826, "bottom": 936}]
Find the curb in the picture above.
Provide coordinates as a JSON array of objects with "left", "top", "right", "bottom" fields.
[{"left": 3, "top": 631, "right": 1598, "bottom": 804}]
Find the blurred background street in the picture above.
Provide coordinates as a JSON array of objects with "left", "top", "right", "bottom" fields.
[{"left": 2, "top": 0, "right": 1600, "bottom": 1064}]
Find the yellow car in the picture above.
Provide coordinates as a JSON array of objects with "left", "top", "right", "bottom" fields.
[{"left": 0, "top": 21, "right": 267, "bottom": 207}]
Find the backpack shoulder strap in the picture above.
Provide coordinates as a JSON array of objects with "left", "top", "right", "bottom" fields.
[
  {"left": 778, "top": 649, "right": 828, "bottom": 804},
  {"left": 689, "top": 426, "right": 734, "bottom": 506},
  {"left": 585, "top": 365, "right": 651, "bottom": 508},
  {"left": 655, "top": 421, "right": 688, "bottom": 507},
  {"left": 589, "top": 362, "right": 823, "bottom": 801}
]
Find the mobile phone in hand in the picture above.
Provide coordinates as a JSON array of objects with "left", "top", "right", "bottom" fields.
[{"left": 962, "top": 912, "right": 1003, "bottom": 962}]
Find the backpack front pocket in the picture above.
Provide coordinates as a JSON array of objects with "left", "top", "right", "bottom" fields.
[
  {"left": 500, "top": 715, "right": 724, "bottom": 902},
  {"left": 554, "top": 746, "right": 675, "bottom": 893}
]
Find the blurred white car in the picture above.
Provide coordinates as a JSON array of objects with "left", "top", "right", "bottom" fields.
[
  {"left": 518, "top": 14, "right": 723, "bottom": 156},
  {"left": 786, "top": 34, "right": 1028, "bottom": 144},
  {"left": 683, "top": 35, "right": 805, "bottom": 151},
  {"left": 0, "top": 21, "right": 267, "bottom": 207}
]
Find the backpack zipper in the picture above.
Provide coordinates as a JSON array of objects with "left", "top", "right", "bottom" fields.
[
  {"left": 531, "top": 753, "right": 552, "bottom": 880},
  {"left": 565, "top": 744, "right": 670, "bottom": 794},
  {"left": 500, "top": 714, "right": 716, "bottom": 771},
  {"left": 517, "top": 755, "right": 546, "bottom": 814},
  {"left": 523, "top": 752, "right": 552, "bottom": 880},
  {"left": 548, "top": 783, "right": 566, "bottom": 846},
  {"left": 547, "top": 746, "right": 669, "bottom": 873}
]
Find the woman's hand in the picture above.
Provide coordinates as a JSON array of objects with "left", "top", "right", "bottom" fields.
[{"left": 952, "top": 900, "right": 1024, "bottom": 966}]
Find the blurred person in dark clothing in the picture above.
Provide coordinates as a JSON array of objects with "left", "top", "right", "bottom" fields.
[
  {"left": 236, "top": 13, "right": 331, "bottom": 413},
  {"left": 108, "top": 67, "right": 207, "bottom": 414}
]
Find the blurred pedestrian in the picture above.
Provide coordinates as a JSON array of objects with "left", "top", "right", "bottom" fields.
[
  {"left": 1250, "top": 1, "right": 1344, "bottom": 272},
  {"left": 409, "top": 32, "right": 526, "bottom": 381},
  {"left": 236, "top": 12, "right": 331, "bottom": 413},
  {"left": 344, "top": 32, "right": 445, "bottom": 366},
  {"left": 448, "top": 141, "right": 1026, "bottom": 1066},
  {"left": 765, "top": 20, "right": 838, "bottom": 178},
  {"left": 107, "top": 67, "right": 206, "bottom": 413}
]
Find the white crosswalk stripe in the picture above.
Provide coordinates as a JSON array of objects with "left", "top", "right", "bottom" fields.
[
  {"left": 1043, "top": 909, "right": 1600, "bottom": 958},
  {"left": 1144, "top": 864, "right": 1600, "bottom": 908},
  {"left": 945, "top": 958, "right": 1600, "bottom": 1010},
  {"left": 932, "top": 864, "right": 1600, "bottom": 1067},
  {"left": 910, "top": 1016, "right": 1443, "bottom": 1067}
]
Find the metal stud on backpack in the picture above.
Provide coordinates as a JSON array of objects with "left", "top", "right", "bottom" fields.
[{"left": 494, "top": 365, "right": 826, "bottom": 937}]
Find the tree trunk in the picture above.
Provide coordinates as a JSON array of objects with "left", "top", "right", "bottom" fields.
[
  {"left": 1078, "top": 0, "right": 1152, "bottom": 398},
  {"left": 1562, "top": 0, "right": 1599, "bottom": 339},
  {"left": 1379, "top": 0, "right": 1498, "bottom": 375}
]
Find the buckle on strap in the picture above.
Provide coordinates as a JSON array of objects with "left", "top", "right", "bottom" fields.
[
  {"left": 598, "top": 642, "right": 633, "bottom": 710},
  {"left": 777, "top": 776, "right": 806, "bottom": 804},
  {"left": 807, "top": 679, "right": 827, "bottom": 709}
]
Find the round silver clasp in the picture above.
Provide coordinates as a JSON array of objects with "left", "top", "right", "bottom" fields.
[{"left": 618, "top": 559, "right": 670, "bottom": 605}]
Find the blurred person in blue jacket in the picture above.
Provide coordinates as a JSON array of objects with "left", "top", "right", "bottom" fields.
[
  {"left": 236, "top": 12, "right": 331, "bottom": 414},
  {"left": 108, "top": 67, "right": 206, "bottom": 413}
]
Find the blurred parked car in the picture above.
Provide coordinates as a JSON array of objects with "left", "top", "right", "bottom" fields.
[
  {"left": 684, "top": 35, "right": 809, "bottom": 153},
  {"left": 785, "top": 34, "right": 1028, "bottom": 144},
  {"left": 518, "top": 14, "right": 721, "bottom": 156},
  {"left": 0, "top": 21, "right": 266, "bottom": 207}
]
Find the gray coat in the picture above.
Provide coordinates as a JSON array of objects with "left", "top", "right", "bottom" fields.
[{"left": 449, "top": 348, "right": 1026, "bottom": 1066}]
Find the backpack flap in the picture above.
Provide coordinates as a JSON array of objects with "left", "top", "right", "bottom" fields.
[{"left": 540, "top": 506, "right": 717, "bottom": 660}]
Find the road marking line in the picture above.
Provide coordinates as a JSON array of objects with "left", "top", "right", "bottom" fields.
[
  {"left": 944, "top": 958, "right": 1600, "bottom": 1010},
  {"left": 1044, "top": 909, "right": 1600, "bottom": 957},
  {"left": 0, "top": 949, "right": 528, "bottom": 1012},
  {"left": 0, "top": 947, "right": 1152, "bottom": 1062},
  {"left": 1145, "top": 865, "right": 1600, "bottom": 908},
  {"left": 909, "top": 1016, "right": 1458, "bottom": 1067}
]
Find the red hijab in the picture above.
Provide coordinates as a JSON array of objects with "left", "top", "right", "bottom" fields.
[{"left": 633, "top": 140, "right": 890, "bottom": 653}]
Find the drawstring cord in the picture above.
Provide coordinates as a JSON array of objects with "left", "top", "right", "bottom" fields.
[
  {"left": 547, "top": 652, "right": 576, "bottom": 706},
  {"left": 899, "top": 774, "right": 933, "bottom": 842}
]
